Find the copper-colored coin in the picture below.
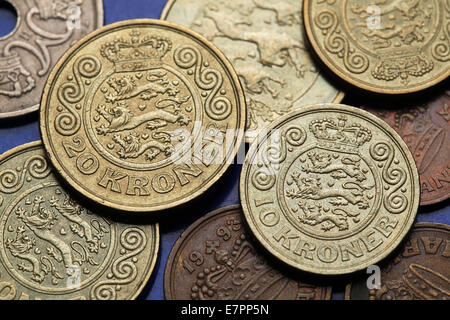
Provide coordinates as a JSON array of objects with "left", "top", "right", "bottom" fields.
[
  {"left": 164, "top": 205, "right": 332, "bottom": 300},
  {"left": 0, "top": 0, "right": 103, "bottom": 118},
  {"left": 40, "top": 19, "right": 246, "bottom": 213},
  {"left": 0, "top": 142, "right": 159, "bottom": 300},
  {"left": 364, "top": 91, "right": 450, "bottom": 205},
  {"left": 240, "top": 104, "right": 420, "bottom": 275},
  {"left": 162, "top": 0, "right": 344, "bottom": 142},
  {"left": 303, "top": 0, "right": 450, "bottom": 94},
  {"left": 345, "top": 223, "right": 449, "bottom": 300}
]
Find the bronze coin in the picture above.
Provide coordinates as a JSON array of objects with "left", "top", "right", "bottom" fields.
[
  {"left": 0, "top": 0, "right": 103, "bottom": 118},
  {"left": 0, "top": 141, "right": 159, "bottom": 300},
  {"left": 363, "top": 91, "right": 450, "bottom": 205},
  {"left": 345, "top": 223, "right": 449, "bottom": 300},
  {"left": 303, "top": 0, "right": 450, "bottom": 94},
  {"left": 164, "top": 205, "right": 332, "bottom": 300}
]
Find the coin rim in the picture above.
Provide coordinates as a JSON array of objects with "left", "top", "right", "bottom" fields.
[
  {"left": 164, "top": 204, "right": 332, "bottom": 300},
  {"left": 39, "top": 19, "right": 246, "bottom": 213},
  {"left": 161, "top": 0, "right": 346, "bottom": 143},
  {"left": 344, "top": 222, "right": 450, "bottom": 300},
  {"left": 0, "top": 0, "right": 104, "bottom": 119},
  {"left": 0, "top": 140, "right": 160, "bottom": 300},
  {"left": 239, "top": 103, "right": 420, "bottom": 275},
  {"left": 303, "top": 0, "right": 450, "bottom": 95}
]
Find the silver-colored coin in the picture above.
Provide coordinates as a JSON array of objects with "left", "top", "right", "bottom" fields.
[{"left": 0, "top": 0, "right": 103, "bottom": 118}]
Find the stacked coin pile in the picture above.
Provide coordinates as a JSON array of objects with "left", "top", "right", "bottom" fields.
[{"left": 0, "top": 0, "right": 448, "bottom": 300}]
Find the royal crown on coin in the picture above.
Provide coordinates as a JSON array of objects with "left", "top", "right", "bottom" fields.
[
  {"left": 310, "top": 115, "right": 372, "bottom": 153},
  {"left": 190, "top": 234, "right": 286, "bottom": 300},
  {"left": 35, "top": 0, "right": 80, "bottom": 20},
  {"left": 101, "top": 30, "right": 172, "bottom": 72}
]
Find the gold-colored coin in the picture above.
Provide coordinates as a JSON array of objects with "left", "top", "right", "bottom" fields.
[
  {"left": 162, "top": 0, "right": 344, "bottom": 142},
  {"left": 303, "top": 0, "right": 450, "bottom": 94},
  {"left": 240, "top": 104, "right": 420, "bottom": 275},
  {"left": 40, "top": 19, "right": 246, "bottom": 213},
  {"left": 0, "top": 142, "right": 159, "bottom": 300}
]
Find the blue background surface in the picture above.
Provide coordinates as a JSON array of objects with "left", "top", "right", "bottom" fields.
[{"left": 0, "top": 0, "right": 448, "bottom": 300}]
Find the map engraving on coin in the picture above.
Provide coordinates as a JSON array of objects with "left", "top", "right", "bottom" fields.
[
  {"left": 364, "top": 91, "right": 450, "bottom": 205},
  {"left": 304, "top": 0, "right": 450, "bottom": 94},
  {"left": 162, "top": 0, "right": 343, "bottom": 142},
  {"left": 240, "top": 104, "right": 420, "bottom": 275},
  {"left": 0, "top": 142, "right": 159, "bottom": 300},
  {"left": 164, "top": 205, "right": 332, "bottom": 300},
  {"left": 0, "top": 0, "right": 103, "bottom": 118},
  {"left": 346, "top": 223, "right": 449, "bottom": 300},
  {"left": 40, "top": 19, "right": 246, "bottom": 213}
]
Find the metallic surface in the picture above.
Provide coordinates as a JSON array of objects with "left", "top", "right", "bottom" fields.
[
  {"left": 240, "top": 104, "right": 420, "bottom": 275},
  {"left": 164, "top": 205, "right": 332, "bottom": 300},
  {"left": 345, "top": 223, "right": 449, "bottom": 300},
  {"left": 303, "top": 0, "right": 450, "bottom": 94},
  {"left": 40, "top": 19, "right": 246, "bottom": 213},
  {"left": 0, "top": 141, "right": 159, "bottom": 300},
  {"left": 0, "top": 0, "right": 103, "bottom": 118},
  {"left": 363, "top": 91, "right": 450, "bottom": 205},
  {"left": 162, "top": 0, "right": 344, "bottom": 142}
]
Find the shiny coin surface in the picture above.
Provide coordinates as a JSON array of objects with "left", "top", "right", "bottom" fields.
[
  {"left": 364, "top": 91, "right": 450, "bottom": 205},
  {"left": 162, "top": 0, "right": 343, "bottom": 142},
  {"left": 0, "top": 0, "right": 103, "bottom": 118},
  {"left": 240, "top": 104, "right": 420, "bottom": 275},
  {"left": 40, "top": 19, "right": 246, "bottom": 213},
  {"left": 303, "top": 0, "right": 450, "bottom": 94},
  {"left": 345, "top": 223, "right": 449, "bottom": 300},
  {"left": 0, "top": 142, "right": 159, "bottom": 300},
  {"left": 164, "top": 205, "right": 332, "bottom": 300}
]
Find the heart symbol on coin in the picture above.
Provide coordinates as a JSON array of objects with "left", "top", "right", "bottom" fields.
[
  {"left": 138, "top": 105, "right": 146, "bottom": 111},
  {"left": 136, "top": 72, "right": 143, "bottom": 79},
  {"left": 327, "top": 182, "right": 335, "bottom": 187},
  {"left": 60, "top": 228, "right": 67, "bottom": 235},
  {"left": 94, "top": 115, "right": 100, "bottom": 122},
  {"left": 55, "top": 188, "right": 62, "bottom": 195},
  {"left": 107, "top": 144, "right": 115, "bottom": 150},
  {"left": 7, "top": 226, "right": 14, "bottom": 232},
  {"left": 25, "top": 198, "right": 32, "bottom": 205},
  {"left": 34, "top": 248, "right": 41, "bottom": 255},
  {"left": 84, "top": 268, "right": 90, "bottom": 274},
  {"left": 142, "top": 134, "right": 149, "bottom": 140},
  {"left": 185, "top": 105, "right": 192, "bottom": 112},
  {"left": 332, "top": 153, "right": 339, "bottom": 159}
]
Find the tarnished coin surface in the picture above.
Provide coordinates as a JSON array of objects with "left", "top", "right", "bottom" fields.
[
  {"left": 0, "top": 0, "right": 103, "bottom": 118},
  {"left": 303, "top": 0, "right": 450, "bottom": 94},
  {"left": 162, "top": 0, "right": 343, "bottom": 142},
  {"left": 240, "top": 104, "right": 420, "bottom": 275},
  {"left": 164, "top": 205, "right": 332, "bottom": 300},
  {"left": 40, "top": 19, "right": 246, "bottom": 213},
  {"left": 364, "top": 91, "right": 450, "bottom": 205},
  {"left": 345, "top": 223, "right": 449, "bottom": 300},
  {"left": 0, "top": 142, "right": 159, "bottom": 300}
]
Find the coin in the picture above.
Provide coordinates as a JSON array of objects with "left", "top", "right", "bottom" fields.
[
  {"left": 0, "top": 141, "right": 159, "bottom": 300},
  {"left": 162, "top": 0, "right": 344, "bottom": 142},
  {"left": 164, "top": 205, "right": 332, "bottom": 300},
  {"left": 40, "top": 19, "right": 246, "bottom": 213},
  {"left": 363, "top": 91, "right": 450, "bottom": 205},
  {"left": 0, "top": 0, "right": 103, "bottom": 119},
  {"left": 345, "top": 223, "right": 449, "bottom": 300},
  {"left": 240, "top": 104, "right": 420, "bottom": 275},
  {"left": 303, "top": 0, "right": 450, "bottom": 94}
]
